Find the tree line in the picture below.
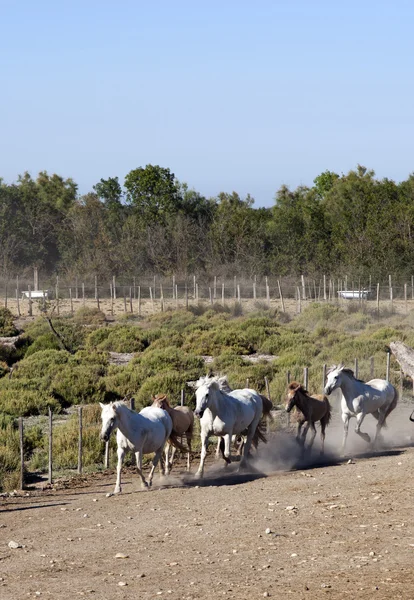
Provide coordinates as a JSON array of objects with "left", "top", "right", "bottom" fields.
[{"left": 1, "top": 164, "right": 414, "bottom": 283}]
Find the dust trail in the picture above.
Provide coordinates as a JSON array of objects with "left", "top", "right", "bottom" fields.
[{"left": 152, "top": 400, "right": 414, "bottom": 489}]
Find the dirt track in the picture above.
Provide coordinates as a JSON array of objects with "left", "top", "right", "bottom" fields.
[{"left": 1, "top": 407, "right": 414, "bottom": 600}]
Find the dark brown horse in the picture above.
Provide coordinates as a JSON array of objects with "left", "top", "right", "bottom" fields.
[{"left": 285, "top": 382, "right": 332, "bottom": 454}]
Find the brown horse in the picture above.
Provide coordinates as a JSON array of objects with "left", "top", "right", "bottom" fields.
[
  {"left": 152, "top": 394, "right": 194, "bottom": 473},
  {"left": 285, "top": 381, "right": 332, "bottom": 455}
]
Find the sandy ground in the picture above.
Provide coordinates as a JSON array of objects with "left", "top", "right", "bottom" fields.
[{"left": 1, "top": 401, "right": 414, "bottom": 600}]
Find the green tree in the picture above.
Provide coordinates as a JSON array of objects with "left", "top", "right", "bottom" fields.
[{"left": 124, "top": 165, "right": 182, "bottom": 224}]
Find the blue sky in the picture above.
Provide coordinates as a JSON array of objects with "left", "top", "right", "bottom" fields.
[{"left": 1, "top": 0, "right": 413, "bottom": 207}]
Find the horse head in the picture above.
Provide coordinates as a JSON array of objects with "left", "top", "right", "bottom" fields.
[
  {"left": 324, "top": 364, "right": 345, "bottom": 395},
  {"left": 152, "top": 393, "right": 170, "bottom": 411},
  {"left": 99, "top": 402, "right": 119, "bottom": 442},
  {"left": 285, "top": 381, "right": 302, "bottom": 412},
  {"left": 194, "top": 376, "right": 218, "bottom": 418}
]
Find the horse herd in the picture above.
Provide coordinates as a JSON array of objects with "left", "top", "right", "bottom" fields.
[{"left": 99, "top": 364, "right": 403, "bottom": 495}]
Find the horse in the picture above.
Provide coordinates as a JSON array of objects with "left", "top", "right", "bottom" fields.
[
  {"left": 99, "top": 401, "right": 173, "bottom": 493},
  {"left": 324, "top": 364, "right": 398, "bottom": 453},
  {"left": 285, "top": 381, "right": 332, "bottom": 454},
  {"left": 191, "top": 375, "right": 269, "bottom": 478},
  {"left": 151, "top": 393, "right": 194, "bottom": 473},
  {"left": 213, "top": 376, "right": 273, "bottom": 459}
]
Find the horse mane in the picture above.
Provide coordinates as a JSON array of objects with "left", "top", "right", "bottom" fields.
[
  {"left": 327, "top": 364, "right": 366, "bottom": 383},
  {"left": 288, "top": 381, "right": 310, "bottom": 396}
]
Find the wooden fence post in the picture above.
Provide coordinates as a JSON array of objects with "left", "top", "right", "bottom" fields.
[
  {"left": 19, "top": 417, "right": 24, "bottom": 490},
  {"left": 386, "top": 351, "right": 390, "bottom": 383},
  {"left": 78, "top": 407, "right": 83, "bottom": 475},
  {"left": 181, "top": 389, "right": 185, "bottom": 407},
  {"left": 104, "top": 442, "right": 109, "bottom": 469},
  {"left": 322, "top": 364, "right": 327, "bottom": 393},
  {"left": 354, "top": 358, "right": 358, "bottom": 379},
  {"left": 112, "top": 275, "right": 116, "bottom": 300},
  {"left": 370, "top": 356, "right": 374, "bottom": 379},
  {"left": 130, "top": 398, "right": 135, "bottom": 411},
  {"left": 222, "top": 283, "right": 225, "bottom": 306},
  {"left": 277, "top": 280, "right": 285, "bottom": 312},
  {"left": 48, "top": 407, "right": 53, "bottom": 484},
  {"left": 69, "top": 287, "right": 74, "bottom": 315},
  {"left": 129, "top": 287, "right": 133, "bottom": 313},
  {"left": 138, "top": 285, "right": 141, "bottom": 316},
  {"left": 82, "top": 282, "right": 85, "bottom": 307},
  {"left": 376, "top": 283, "right": 380, "bottom": 317},
  {"left": 303, "top": 367, "right": 308, "bottom": 390},
  {"left": 16, "top": 288, "right": 21, "bottom": 317},
  {"left": 28, "top": 284, "right": 32, "bottom": 316},
  {"left": 264, "top": 376, "right": 271, "bottom": 432}
]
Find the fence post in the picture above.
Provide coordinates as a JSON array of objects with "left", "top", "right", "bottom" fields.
[
  {"left": 354, "top": 358, "right": 358, "bottom": 379},
  {"left": 322, "top": 364, "right": 327, "bottom": 393},
  {"left": 222, "top": 283, "right": 225, "bottom": 306},
  {"left": 19, "top": 417, "right": 24, "bottom": 490},
  {"left": 94, "top": 276, "right": 98, "bottom": 300},
  {"left": 277, "top": 280, "right": 285, "bottom": 312},
  {"left": 28, "top": 284, "right": 32, "bottom": 316},
  {"left": 129, "top": 287, "right": 133, "bottom": 313},
  {"left": 16, "top": 288, "right": 21, "bottom": 317},
  {"left": 48, "top": 407, "right": 53, "bottom": 484},
  {"left": 78, "top": 407, "right": 83, "bottom": 475},
  {"left": 386, "top": 351, "right": 390, "bottom": 382},
  {"left": 138, "top": 285, "right": 141, "bottom": 316},
  {"left": 370, "top": 356, "right": 374, "bottom": 379},
  {"left": 376, "top": 283, "right": 380, "bottom": 317},
  {"left": 69, "top": 287, "right": 74, "bottom": 315},
  {"left": 130, "top": 398, "right": 135, "bottom": 411},
  {"left": 112, "top": 275, "right": 116, "bottom": 299},
  {"left": 82, "top": 282, "right": 85, "bottom": 307},
  {"left": 104, "top": 441, "right": 109, "bottom": 469},
  {"left": 55, "top": 276, "right": 59, "bottom": 316},
  {"left": 303, "top": 367, "right": 308, "bottom": 390},
  {"left": 264, "top": 376, "right": 271, "bottom": 433}
]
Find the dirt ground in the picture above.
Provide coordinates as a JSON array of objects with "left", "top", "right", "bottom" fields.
[{"left": 1, "top": 401, "right": 414, "bottom": 600}]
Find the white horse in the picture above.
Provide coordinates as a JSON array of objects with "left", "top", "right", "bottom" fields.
[
  {"left": 324, "top": 365, "right": 398, "bottom": 453},
  {"left": 192, "top": 375, "right": 265, "bottom": 478},
  {"left": 99, "top": 401, "right": 172, "bottom": 493}
]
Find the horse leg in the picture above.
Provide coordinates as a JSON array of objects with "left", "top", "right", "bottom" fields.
[
  {"left": 296, "top": 421, "right": 304, "bottom": 446},
  {"left": 148, "top": 447, "right": 164, "bottom": 487},
  {"left": 373, "top": 411, "right": 387, "bottom": 447},
  {"left": 300, "top": 422, "right": 310, "bottom": 449},
  {"left": 114, "top": 446, "right": 125, "bottom": 494},
  {"left": 163, "top": 443, "right": 170, "bottom": 476},
  {"left": 341, "top": 413, "right": 350, "bottom": 455},
  {"left": 215, "top": 437, "right": 221, "bottom": 460},
  {"left": 320, "top": 420, "right": 326, "bottom": 455},
  {"left": 186, "top": 436, "right": 192, "bottom": 471},
  {"left": 240, "top": 423, "right": 258, "bottom": 469},
  {"left": 222, "top": 434, "right": 232, "bottom": 466},
  {"left": 169, "top": 445, "right": 176, "bottom": 471},
  {"left": 307, "top": 421, "right": 317, "bottom": 452},
  {"left": 355, "top": 412, "right": 371, "bottom": 444},
  {"left": 195, "top": 431, "right": 209, "bottom": 478},
  {"left": 135, "top": 451, "right": 148, "bottom": 489}
]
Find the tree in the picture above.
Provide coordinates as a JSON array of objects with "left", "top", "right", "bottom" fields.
[{"left": 124, "top": 165, "right": 182, "bottom": 224}]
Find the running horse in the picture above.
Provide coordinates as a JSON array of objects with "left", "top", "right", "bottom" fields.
[
  {"left": 151, "top": 393, "right": 194, "bottom": 473},
  {"left": 324, "top": 364, "right": 398, "bottom": 453},
  {"left": 191, "top": 375, "right": 271, "bottom": 477},
  {"left": 99, "top": 401, "right": 184, "bottom": 493},
  {"left": 285, "top": 381, "right": 332, "bottom": 454}
]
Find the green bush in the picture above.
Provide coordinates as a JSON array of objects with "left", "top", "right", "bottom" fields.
[
  {"left": 73, "top": 307, "right": 107, "bottom": 326},
  {"left": 0, "top": 307, "right": 19, "bottom": 336},
  {"left": 86, "top": 324, "right": 149, "bottom": 353}
]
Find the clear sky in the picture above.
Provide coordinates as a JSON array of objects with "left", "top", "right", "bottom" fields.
[{"left": 1, "top": 0, "right": 413, "bottom": 207}]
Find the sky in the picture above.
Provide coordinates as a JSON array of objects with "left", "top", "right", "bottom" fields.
[{"left": 1, "top": 0, "right": 414, "bottom": 207}]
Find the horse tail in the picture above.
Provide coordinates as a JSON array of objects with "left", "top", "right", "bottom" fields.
[
  {"left": 252, "top": 420, "right": 267, "bottom": 448},
  {"left": 259, "top": 394, "right": 274, "bottom": 419},
  {"left": 168, "top": 432, "right": 188, "bottom": 454},
  {"left": 322, "top": 397, "right": 332, "bottom": 428},
  {"left": 383, "top": 386, "right": 399, "bottom": 428}
]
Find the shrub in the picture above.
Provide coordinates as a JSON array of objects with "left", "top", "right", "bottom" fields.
[
  {"left": 86, "top": 325, "right": 148, "bottom": 353},
  {"left": 72, "top": 307, "right": 107, "bottom": 326},
  {"left": 0, "top": 307, "right": 19, "bottom": 336}
]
